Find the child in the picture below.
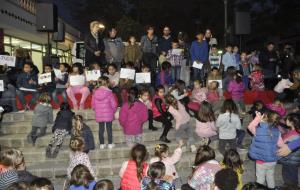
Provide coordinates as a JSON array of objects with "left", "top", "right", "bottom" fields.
[
  {"left": 27, "top": 93, "right": 53, "bottom": 145},
  {"left": 141, "top": 162, "right": 172, "bottom": 190},
  {"left": 209, "top": 45, "right": 222, "bottom": 69},
  {"left": 136, "top": 65, "right": 155, "bottom": 96},
  {"left": 206, "top": 81, "right": 220, "bottom": 103},
  {"left": 150, "top": 142, "right": 184, "bottom": 186},
  {"left": 105, "top": 63, "right": 121, "bottom": 106},
  {"left": 266, "top": 98, "right": 286, "bottom": 118},
  {"left": 195, "top": 101, "right": 217, "bottom": 143},
  {"left": 166, "top": 41, "right": 184, "bottom": 81},
  {"left": 124, "top": 36, "right": 142, "bottom": 69},
  {"left": 139, "top": 89, "right": 157, "bottom": 131},
  {"left": 207, "top": 67, "right": 222, "bottom": 87},
  {"left": 240, "top": 52, "right": 251, "bottom": 84},
  {"left": 29, "top": 178, "right": 54, "bottom": 190},
  {"left": 250, "top": 65, "right": 265, "bottom": 91},
  {"left": 248, "top": 111, "right": 282, "bottom": 189},
  {"left": 16, "top": 62, "right": 39, "bottom": 111},
  {"left": 156, "top": 61, "right": 173, "bottom": 87},
  {"left": 233, "top": 46, "right": 240, "bottom": 68},
  {"left": 66, "top": 63, "right": 90, "bottom": 110},
  {"left": 93, "top": 179, "right": 114, "bottom": 190},
  {"left": 182, "top": 145, "right": 221, "bottom": 190},
  {"left": 216, "top": 99, "right": 244, "bottom": 155},
  {"left": 72, "top": 115, "right": 95, "bottom": 153},
  {"left": 169, "top": 80, "right": 190, "bottom": 110},
  {"left": 119, "top": 87, "right": 148, "bottom": 147},
  {"left": 38, "top": 64, "right": 56, "bottom": 97},
  {"left": 69, "top": 164, "right": 96, "bottom": 190},
  {"left": 0, "top": 149, "right": 20, "bottom": 189},
  {"left": 119, "top": 62, "right": 136, "bottom": 104},
  {"left": 189, "top": 80, "right": 207, "bottom": 112},
  {"left": 165, "top": 95, "right": 196, "bottom": 151},
  {"left": 223, "top": 66, "right": 236, "bottom": 91},
  {"left": 228, "top": 72, "right": 246, "bottom": 114},
  {"left": 248, "top": 101, "right": 266, "bottom": 119},
  {"left": 87, "top": 62, "right": 101, "bottom": 92},
  {"left": 222, "top": 44, "right": 238, "bottom": 71},
  {"left": 278, "top": 113, "right": 300, "bottom": 187},
  {"left": 152, "top": 85, "right": 173, "bottom": 143},
  {"left": 221, "top": 149, "right": 244, "bottom": 190},
  {"left": 52, "top": 63, "right": 69, "bottom": 105},
  {"left": 67, "top": 137, "right": 95, "bottom": 179},
  {"left": 46, "top": 103, "right": 74, "bottom": 158},
  {"left": 119, "top": 144, "right": 148, "bottom": 190},
  {"left": 213, "top": 168, "right": 239, "bottom": 190},
  {"left": 92, "top": 76, "right": 118, "bottom": 149}
]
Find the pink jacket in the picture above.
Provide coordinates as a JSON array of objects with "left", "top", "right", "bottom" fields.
[
  {"left": 206, "top": 91, "right": 219, "bottom": 102},
  {"left": 92, "top": 87, "right": 117, "bottom": 122},
  {"left": 168, "top": 102, "right": 190, "bottom": 130},
  {"left": 191, "top": 88, "right": 208, "bottom": 103},
  {"left": 150, "top": 147, "right": 182, "bottom": 180},
  {"left": 195, "top": 121, "right": 217, "bottom": 138},
  {"left": 119, "top": 101, "right": 148, "bottom": 135},
  {"left": 266, "top": 103, "right": 286, "bottom": 118},
  {"left": 227, "top": 80, "right": 245, "bottom": 100}
]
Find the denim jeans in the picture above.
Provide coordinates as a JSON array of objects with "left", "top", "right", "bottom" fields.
[
  {"left": 52, "top": 88, "right": 67, "bottom": 104},
  {"left": 171, "top": 66, "right": 181, "bottom": 81},
  {"left": 16, "top": 90, "right": 39, "bottom": 109},
  {"left": 193, "top": 68, "right": 204, "bottom": 81},
  {"left": 99, "top": 122, "right": 113, "bottom": 144}
]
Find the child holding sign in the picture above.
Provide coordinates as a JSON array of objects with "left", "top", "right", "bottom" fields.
[
  {"left": 38, "top": 64, "right": 56, "bottom": 98},
  {"left": 119, "top": 62, "right": 136, "bottom": 104},
  {"left": 16, "top": 62, "right": 39, "bottom": 111},
  {"left": 52, "top": 63, "right": 69, "bottom": 105},
  {"left": 66, "top": 63, "right": 90, "bottom": 110}
]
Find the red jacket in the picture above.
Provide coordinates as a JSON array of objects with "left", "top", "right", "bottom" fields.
[{"left": 152, "top": 95, "right": 167, "bottom": 118}]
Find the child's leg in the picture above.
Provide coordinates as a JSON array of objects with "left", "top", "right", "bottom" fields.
[
  {"left": 236, "top": 129, "right": 245, "bottom": 146},
  {"left": 265, "top": 162, "right": 276, "bottom": 189},
  {"left": 61, "top": 89, "right": 68, "bottom": 103},
  {"left": 66, "top": 87, "right": 79, "bottom": 109},
  {"left": 171, "top": 67, "right": 175, "bottom": 81},
  {"left": 125, "top": 135, "right": 135, "bottom": 147},
  {"left": 282, "top": 164, "right": 298, "bottom": 186},
  {"left": 148, "top": 109, "right": 155, "bottom": 130},
  {"left": 256, "top": 163, "right": 267, "bottom": 186},
  {"left": 112, "top": 87, "right": 122, "bottom": 106},
  {"left": 16, "top": 90, "right": 26, "bottom": 108},
  {"left": 218, "top": 139, "right": 227, "bottom": 155},
  {"left": 29, "top": 92, "right": 40, "bottom": 107},
  {"left": 135, "top": 134, "right": 143, "bottom": 144},
  {"left": 228, "top": 138, "right": 237, "bottom": 151},
  {"left": 79, "top": 87, "right": 91, "bottom": 109},
  {"left": 37, "top": 127, "right": 47, "bottom": 138},
  {"left": 185, "top": 123, "right": 195, "bottom": 145},
  {"left": 154, "top": 115, "right": 172, "bottom": 139},
  {"left": 98, "top": 122, "right": 105, "bottom": 145},
  {"left": 52, "top": 90, "right": 60, "bottom": 104},
  {"left": 239, "top": 100, "right": 246, "bottom": 112},
  {"left": 106, "top": 122, "right": 113, "bottom": 145},
  {"left": 176, "top": 66, "right": 181, "bottom": 81},
  {"left": 28, "top": 126, "right": 38, "bottom": 143}
]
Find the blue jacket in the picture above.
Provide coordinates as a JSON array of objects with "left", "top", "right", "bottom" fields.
[
  {"left": 249, "top": 122, "right": 280, "bottom": 162},
  {"left": 69, "top": 181, "right": 96, "bottom": 190},
  {"left": 156, "top": 71, "right": 173, "bottom": 86},
  {"left": 189, "top": 40, "right": 208, "bottom": 63},
  {"left": 16, "top": 72, "right": 38, "bottom": 90}
]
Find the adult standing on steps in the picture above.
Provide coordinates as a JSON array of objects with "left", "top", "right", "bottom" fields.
[
  {"left": 84, "top": 21, "right": 105, "bottom": 69},
  {"left": 158, "top": 26, "right": 173, "bottom": 56}
]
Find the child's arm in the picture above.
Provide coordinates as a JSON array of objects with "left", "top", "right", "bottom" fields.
[
  {"left": 140, "top": 104, "right": 149, "bottom": 123},
  {"left": 82, "top": 154, "right": 95, "bottom": 177},
  {"left": 167, "top": 143, "right": 183, "bottom": 165},
  {"left": 119, "top": 105, "right": 128, "bottom": 127},
  {"left": 119, "top": 161, "right": 129, "bottom": 178},
  {"left": 277, "top": 134, "right": 284, "bottom": 148},
  {"left": 48, "top": 109, "right": 54, "bottom": 124},
  {"left": 247, "top": 112, "right": 262, "bottom": 135}
]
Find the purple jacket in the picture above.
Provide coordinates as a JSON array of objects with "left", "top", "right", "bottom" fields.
[
  {"left": 289, "top": 139, "right": 300, "bottom": 151},
  {"left": 92, "top": 87, "right": 117, "bottom": 122},
  {"left": 228, "top": 80, "right": 245, "bottom": 100},
  {"left": 119, "top": 101, "right": 148, "bottom": 135}
]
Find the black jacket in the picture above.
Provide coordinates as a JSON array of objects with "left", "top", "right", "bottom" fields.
[
  {"left": 17, "top": 170, "right": 37, "bottom": 183},
  {"left": 259, "top": 49, "right": 278, "bottom": 75},
  {"left": 52, "top": 110, "right": 74, "bottom": 132},
  {"left": 158, "top": 36, "right": 173, "bottom": 54},
  {"left": 71, "top": 123, "right": 95, "bottom": 153},
  {"left": 84, "top": 32, "right": 105, "bottom": 68}
]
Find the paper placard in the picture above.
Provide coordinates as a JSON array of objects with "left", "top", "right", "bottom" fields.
[
  {"left": 38, "top": 73, "right": 52, "bottom": 84},
  {"left": 192, "top": 61, "right": 203, "bottom": 69},
  {"left": 85, "top": 70, "right": 101, "bottom": 81},
  {"left": 135, "top": 73, "right": 151, "bottom": 84},
  {"left": 0, "top": 80, "right": 4, "bottom": 91},
  {"left": 70, "top": 75, "right": 85, "bottom": 86},
  {"left": 19, "top": 87, "right": 37, "bottom": 92},
  {"left": 53, "top": 69, "right": 62, "bottom": 79},
  {"left": 172, "top": 49, "right": 183, "bottom": 56},
  {"left": 208, "top": 80, "right": 222, "bottom": 89},
  {"left": 0, "top": 55, "right": 16, "bottom": 67},
  {"left": 120, "top": 68, "right": 135, "bottom": 80}
]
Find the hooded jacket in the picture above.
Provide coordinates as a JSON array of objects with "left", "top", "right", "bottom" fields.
[
  {"left": 52, "top": 110, "right": 74, "bottom": 132},
  {"left": 31, "top": 103, "right": 53, "bottom": 128}
]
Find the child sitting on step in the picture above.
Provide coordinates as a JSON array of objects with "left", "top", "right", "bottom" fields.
[
  {"left": 27, "top": 93, "right": 53, "bottom": 146},
  {"left": 69, "top": 164, "right": 96, "bottom": 190},
  {"left": 150, "top": 141, "right": 184, "bottom": 188},
  {"left": 46, "top": 102, "right": 74, "bottom": 158},
  {"left": 67, "top": 137, "right": 95, "bottom": 179},
  {"left": 165, "top": 94, "right": 196, "bottom": 152},
  {"left": 119, "top": 144, "right": 148, "bottom": 190},
  {"left": 71, "top": 115, "right": 95, "bottom": 154},
  {"left": 119, "top": 87, "right": 148, "bottom": 147}
]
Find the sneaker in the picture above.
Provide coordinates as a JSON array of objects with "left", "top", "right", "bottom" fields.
[
  {"left": 108, "top": 144, "right": 115, "bottom": 149},
  {"left": 190, "top": 145, "right": 197, "bottom": 153},
  {"left": 99, "top": 144, "right": 106, "bottom": 149}
]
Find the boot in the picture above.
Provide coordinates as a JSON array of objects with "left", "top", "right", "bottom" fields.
[
  {"left": 149, "top": 126, "right": 158, "bottom": 131},
  {"left": 159, "top": 136, "right": 171, "bottom": 143},
  {"left": 45, "top": 145, "right": 52, "bottom": 158}
]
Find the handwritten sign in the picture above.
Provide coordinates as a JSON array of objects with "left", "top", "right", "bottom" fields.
[
  {"left": 192, "top": 61, "right": 203, "bottom": 70},
  {"left": 53, "top": 69, "right": 62, "bottom": 79},
  {"left": 208, "top": 80, "right": 222, "bottom": 89},
  {"left": 171, "top": 49, "right": 183, "bottom": 56},
  {"left": 0, "top": 55, "right": 16, "bottom": 67},
  {"left": 0, "top": 80, "right": 4, "bottom": 91},
  {"left": 38, "top": 73, "right": 52, "bottom": 84},
  {"left": 85, "top": 70, "right": 101, "bottom": 81},
  {"left": 70, "top": 75, "right": 85, "bottom": 86},
  {"left": 136, "top": 72, "right": 151, "bottom": 84},
  {"left": 120, "top": 68, "right": 135, "bottom": 80}
]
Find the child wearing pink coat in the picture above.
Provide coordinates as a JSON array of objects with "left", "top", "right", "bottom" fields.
[
  {"left": 92, "top": 76, "right": 118, "bottom": 149},
  {"left": 119, "top": 87, "right": 148, "bottom": 147},
  {"left": 266, "top": 98, "right": 286, "bottom": 118},
  {"left": 228, "top": 72, "right": 246, "bottom": 113}
]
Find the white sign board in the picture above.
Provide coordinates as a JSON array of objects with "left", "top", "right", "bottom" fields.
[
  {"left": 208, "top": 80, "right": 223, "bottom": 89},
  {"left": 171, "top": 49, "right": 183, "bottom": 56},
  {"left": 192, "top": 61, "right": 203, "bottom": 69},
  {"left": 135, "top": 72, "right": 151, "bottom": 84},
  {"left": 53, "top": 69, "right": 62, "bottom": 79},
  {"left": 0, "top": 55, "right": 16, "bottom": 67},
  {"left": 120, "top": 68, "right": 135, "bottom": 80},
  {"left": 85, "top": 70, "right": 101, "bottom": 81},
  {"left": 70, "top": 75, "right": 85, "bottom": 86},
  {"left": 19, "top": 87, "right": 37, "bottom": 92},
  {"left": 38, "top": 73, "right": 52, "bottom": 84},
  {"left": 0, "top": 80, "right": 4, "bottom": 91}
]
